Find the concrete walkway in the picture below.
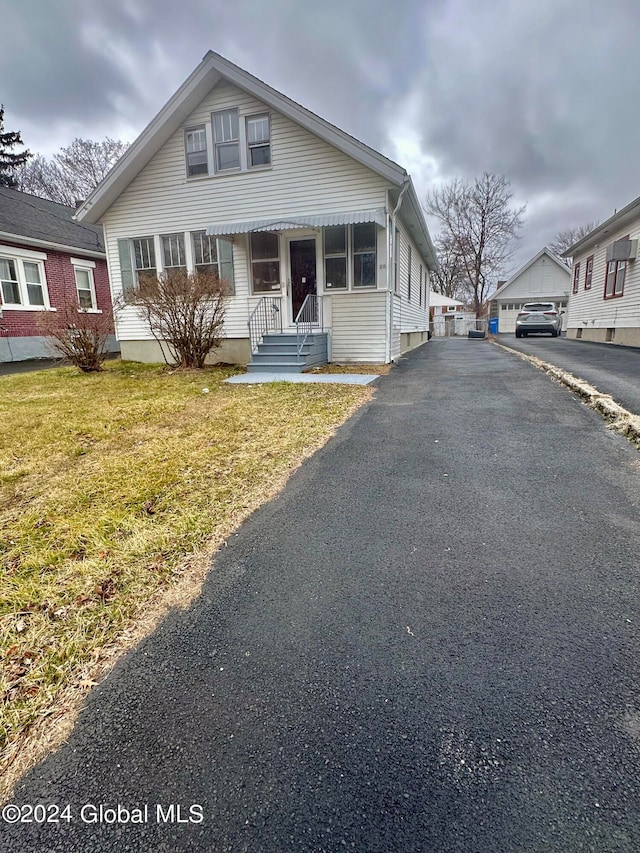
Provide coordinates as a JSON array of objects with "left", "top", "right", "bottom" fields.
[
  {"left": 6, "top": 338, "right": 640, "bottom": 852},
  {"left": 225, "top": 371, "right": 378, "bottom": 385}
]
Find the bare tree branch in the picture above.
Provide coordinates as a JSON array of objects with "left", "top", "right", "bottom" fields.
[
  {"left": 427, "top": 172, "right": 525, "bottom": 314},
  {"left": 549, "top": 222, "right": 599, "bottom": 265}
]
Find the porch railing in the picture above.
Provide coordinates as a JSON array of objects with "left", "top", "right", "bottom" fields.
[
  {"left": 295, "top": 293, "right": 323, "bottom": 359},
  {"left": 248, "top": 296, "right": 282, "bottom": 353}
]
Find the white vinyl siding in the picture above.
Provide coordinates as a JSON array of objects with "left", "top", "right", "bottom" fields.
[
  {"left": 568, "top": 218, "right": 640, "bottom": 331},
  {"left": 330, "top": 291, "right": 388, "bottom": 362},
  {"left": 101, "top": 82, "right": 390, "bottom": 343},
  {"left": 395, "top": 221, "right": 430, "bottom": 333}
]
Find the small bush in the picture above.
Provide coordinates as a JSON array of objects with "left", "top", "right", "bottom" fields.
[
  {"left": 127, "top": 268, "right": 229, "bottom": 369},
  {"left": 39, "top": 302, "right": 114, "bottom": 372}
]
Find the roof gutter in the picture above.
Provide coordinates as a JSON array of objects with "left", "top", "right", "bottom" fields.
[{"left": 0, "top": 231, "right": 106, "bottom": 259}]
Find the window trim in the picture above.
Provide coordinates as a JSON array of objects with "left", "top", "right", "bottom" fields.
[
  {"left": 184, "top": 125, "right": 209, "bottom": 179},
  {"left": 604, "top": 235, "right": 628, "bottom": 300},
  {"left": 584, "top": 255, "right": 593, "bottom": 290},
  {"left": 250, "top": 231, "right": 281, "bottom": 294},
  {"left": 72, "top": 261, "right": 99, "bottom": 311},
  {"left": 572, "top": 261, "right": 580, "bottom": 294},
  {"left": 0, "top": 251, "right": 51, "bottom": 311},
  {"left": 246, "top": 113, "right": 271, "bottom": 170},
  {"left": 212, "top": 108, "right": 241, "bottom": 174}
]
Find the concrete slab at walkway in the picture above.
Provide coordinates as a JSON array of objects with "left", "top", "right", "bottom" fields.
[{"left": 225, "top": 371, "right": 379, "bottom": 385}]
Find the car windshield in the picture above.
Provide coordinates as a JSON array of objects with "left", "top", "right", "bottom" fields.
[{"left": 524, "top": 303, "right": 554, "bottom": 312}]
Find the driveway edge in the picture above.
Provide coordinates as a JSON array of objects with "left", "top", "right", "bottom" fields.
[{"left": 493, "top": 340, "right": 640, "bottom": 447}]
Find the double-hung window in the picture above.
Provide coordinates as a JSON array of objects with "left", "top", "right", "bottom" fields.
[
  {"left": 605, "top": 259, "right": 626, "bottom": 298},
  {"left": 572, "top": 262, "right": 580, "bottom": 294},
  {"left": 185, "top": 127, "right": 208, "bottom": 177},
  {"left": 72, "top": 259, "right": 97, "bottom": 309},
  {"left": 246, "top": 115, "right": 270, "bottom": 167},
  {"left": 161, "top": 233, "right": 187, "bottom": 274},
  {"left": 250, "top": 232, "right": 280, "bottom": 293},
  {"left": 213, "top": 109, "right": 240, "bottom": 172},
  {"left": 584, "top": 255, "right": 593, "bottom": 290},
  {"left": 353, "top": 224, "right": 376, "bottom": 288},
  {"left": 0, "top": 252, "right": 48, "bottom": 308},
  {"left": 191, "top": 231, "right": 235, "bottom": 293}
]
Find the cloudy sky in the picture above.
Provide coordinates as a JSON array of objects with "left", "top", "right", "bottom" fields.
[{"left": 2, "top": 0, "right": 640, "bottom": 277}]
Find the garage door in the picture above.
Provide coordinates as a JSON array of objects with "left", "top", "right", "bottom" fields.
[{"left": 498, "top": 303, "right": 525, "bottom": 334}]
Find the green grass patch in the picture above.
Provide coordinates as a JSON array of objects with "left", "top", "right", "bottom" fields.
[{"left": 0, "top": 360, "right": 370, "bottom": 758}]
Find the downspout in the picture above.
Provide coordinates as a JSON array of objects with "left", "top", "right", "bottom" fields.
[{"left": 386, "top": 177, "right": 410, "bottom": 363}]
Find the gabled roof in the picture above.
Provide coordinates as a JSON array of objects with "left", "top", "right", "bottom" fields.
[
  {"left": 490, "top": 247, "right": 570, "bottom": 300},
  {"left": 429, "top": 291, "right": 464, "bottom": 308},
  {"left": 563, "top": 193, "right": 640, "bottom": 257},
  {"left": 75, "top": 50, "right": 437, "bottom": 269},
  {"left": 0, "top": 186, "right": 104, "bottom": 256}
]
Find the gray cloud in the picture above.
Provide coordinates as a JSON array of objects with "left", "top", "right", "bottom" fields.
[{"left": 2, "top": 0, "right": 639, "bottom": 275}]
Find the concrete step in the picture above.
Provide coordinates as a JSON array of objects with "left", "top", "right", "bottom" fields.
[{"left": 246, "top": 361, "right": 306, "bottom": 374}]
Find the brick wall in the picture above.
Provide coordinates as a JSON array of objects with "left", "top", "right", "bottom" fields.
[{"left": 0, "top": 239, "right": 113, "bottom": 339}]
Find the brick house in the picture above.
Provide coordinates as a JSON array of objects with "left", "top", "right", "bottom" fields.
[{"left": 0, "top": 187, "right": 118, "bottom": 362}]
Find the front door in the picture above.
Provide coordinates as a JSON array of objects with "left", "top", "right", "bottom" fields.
[{"left": 289, "top": 238, "right": 317, "bottom": 322}]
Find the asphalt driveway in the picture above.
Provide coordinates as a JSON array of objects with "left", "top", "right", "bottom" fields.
[
  {"left": 5, "top": 338, "right": 640, "bottom": 852},
  {"left": 496, "top": 333, "right": 640, "bottom": 414}
]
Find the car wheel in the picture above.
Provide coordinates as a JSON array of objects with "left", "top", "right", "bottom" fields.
[
  {"left": 515, "top": 330, "right": 522, "bottom": 338},
  {"left": 551, "top": 330, "right": 558, "bottom": 337}
]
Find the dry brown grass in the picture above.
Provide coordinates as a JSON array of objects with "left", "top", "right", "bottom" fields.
[
  {"left": 310, "top": 363, "right": 392, "bottom": 375},
  {"left": 0, "top": 360, "right": 371, "bottom": 795}
]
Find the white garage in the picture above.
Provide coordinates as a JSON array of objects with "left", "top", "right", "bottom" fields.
[{"left": 489, "top": 248, "right": 571, "bottom": 334}]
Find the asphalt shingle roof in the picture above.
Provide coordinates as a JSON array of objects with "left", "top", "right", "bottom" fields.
[{"left": 0, "top": 186, "right": 104, "bottom": 254}]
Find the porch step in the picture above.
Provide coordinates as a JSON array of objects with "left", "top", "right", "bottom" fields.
[{"left": 247, "top": 332, "right": 328, "bottom": 374}]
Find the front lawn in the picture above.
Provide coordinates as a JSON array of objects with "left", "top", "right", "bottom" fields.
[{"left": 0, "top": 361, "right": 371, "bottom": 791}]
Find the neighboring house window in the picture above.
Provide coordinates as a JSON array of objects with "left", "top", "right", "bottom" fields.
[
  {"left": 584, "top": 255, "right": 593, "bottom": 290},
  {"left": 191, "top": 231, "right": 235, "bottom": 294},
  {"left": 213, "top": 109, "right": 240, "bottom": 172},
  {"left": 605, "top": 259, "right": 626, "bottom": 298},
  {"left": 0, "top": 254, "right": 48, "bottom": 308},
  {"left": 353, "top": 223, "right": 376, "bottom": 288},
  {"left": 324, "top": 226, "right": 347, "bottom": 289},
  {"left": 72, "top": 261, "right": 97, "bottom": 309},
  {"left": 419, "top": 264, "right": 423, "bottom": 306},
  {"left": 162, "top": 233, "right": 187, "bottom": 273},
  {"left": 185, "top": 126, "right": 208, "bottom": 177},
  {"left": 246, "top": 114, "right": 271, "bottom": 167},
  {"left": 407, "top": 245, "right": 412, "bottom": 302},
  {"left": 572, "top": 262, "right": 580, "bottom": 294},
  {"left": 250, "top": 232, "right": 280, "bottom": 293}
]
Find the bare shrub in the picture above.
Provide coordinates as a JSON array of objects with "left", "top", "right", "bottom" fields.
[
  {"left": 127, "top": 268, "right": 229, "bottom": 369},
  {"left": 39, "top": 302, "right": 114, "bottom": 372}
]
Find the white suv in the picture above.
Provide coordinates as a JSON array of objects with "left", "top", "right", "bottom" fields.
[{"left": 515, "top": 302, "right": 563, "bottom": 338}]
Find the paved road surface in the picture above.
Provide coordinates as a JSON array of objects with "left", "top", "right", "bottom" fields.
[
  {"left": 5, "top": 338, "right": 640, "bottom": 852},
  {"left": 496, "top": 334, "right": 640, "bottom": 414}
]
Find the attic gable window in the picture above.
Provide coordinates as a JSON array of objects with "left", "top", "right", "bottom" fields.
[
  {"left": 246, "top": 114, "right": 270, "bottom": 167},
  {"left": 213, "top": 109, "right": 240, "bottom": 172},
  {"left": 185, "top": 126, "right": 208, "bottom": 177}
]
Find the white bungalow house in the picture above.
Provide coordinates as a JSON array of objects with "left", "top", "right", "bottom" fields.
[
  {"left": 563, "top": 195, "right": 640, "bottom": 346},
  {"left": 489, "top": 248, "right": 571, "bottom": 334},
  {"left": 76, "top": 51, "right": 437, "bottom": 370}
]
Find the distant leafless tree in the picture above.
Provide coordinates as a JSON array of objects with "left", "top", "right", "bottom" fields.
[
  {"left": 39, "top": 302, "right": 114, "bottom": 372},
  {"left": 16, "top": 137, "right": 128, "bottom": 205},
  {"left": 427, "top": 173, "right": 525, "bottom": 315},
  {"left": 127, "top": 268, "right": 230, "bottom": 369},
  {"left": 430, "top": 232, "right": 470, "bottom": 301},
  {"left": 549, "top": 222, "right": 599, "bottom": 265}
]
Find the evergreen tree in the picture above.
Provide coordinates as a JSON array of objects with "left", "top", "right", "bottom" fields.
[{"left": 0, "top": 105, "right": 31, "bottom": 188}]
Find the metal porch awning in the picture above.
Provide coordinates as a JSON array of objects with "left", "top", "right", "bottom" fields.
[{"left": 205, "top": 208, "right": 387, "bottom": 237}]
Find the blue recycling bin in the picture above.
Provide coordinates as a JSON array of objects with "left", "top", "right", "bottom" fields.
[{"left": 489, "top": 318, "right": 499, "bottom": 335}]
